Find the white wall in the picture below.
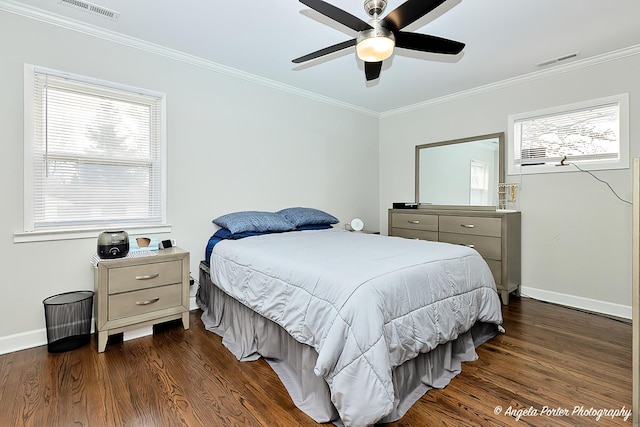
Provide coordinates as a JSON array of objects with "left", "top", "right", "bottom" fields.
[
  {"left": 0, "top": 11, "right": 380, "bottom": 352},
  {"left": 380, "top": 53, "right": 640, "bottom": 317},
  {"left": 2, "top": 8, "right": 636, "bottom": 353}
]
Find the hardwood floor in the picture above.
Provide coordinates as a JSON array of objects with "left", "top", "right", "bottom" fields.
[{"left": 0, "top": 297, "right": 632, "bottom": 426}]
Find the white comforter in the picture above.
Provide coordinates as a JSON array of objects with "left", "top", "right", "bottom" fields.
[{"left": 209, "top": 228, "right": 503, "bottom": 427}]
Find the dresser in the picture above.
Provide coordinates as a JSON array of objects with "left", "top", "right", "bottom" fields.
[
  {"left": 94, "top": 247, "right": 190, "bottom": 352},
  {"left": 389, "top": 209, "right": 521, "bottom": 305}
]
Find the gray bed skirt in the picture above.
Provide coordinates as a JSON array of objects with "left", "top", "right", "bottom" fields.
[{"left": 197, "top": 262, "right": 499, "bottom": 426}]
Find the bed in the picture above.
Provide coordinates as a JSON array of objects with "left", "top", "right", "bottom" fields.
[{"left": 196, "top": 209, "right": 503, "bottom": 427}]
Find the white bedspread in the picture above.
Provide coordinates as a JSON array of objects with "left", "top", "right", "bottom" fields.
[{"left": 209, "top": 228, "right": 503, "bottom": 427}]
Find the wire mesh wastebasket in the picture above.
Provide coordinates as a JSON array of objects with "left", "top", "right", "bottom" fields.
[{"left": 43, "top": 291, "right": 94, "bottom": 353}]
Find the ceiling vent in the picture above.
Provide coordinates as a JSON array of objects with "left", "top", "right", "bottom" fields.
[
  {"left": 59, "top": 0, "right": 120, "bottom": 21},
  {"left": 536, "top": 52, "right": 579, "bottom": 67}
]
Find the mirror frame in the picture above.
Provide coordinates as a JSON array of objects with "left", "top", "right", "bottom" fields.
[{"left": 415, "top": 132, "right": 505, "bottom": 209}]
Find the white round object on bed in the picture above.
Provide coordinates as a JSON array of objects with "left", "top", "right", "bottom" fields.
[{"left": 350, "top": 218, "right": 364, "bottom": 231}]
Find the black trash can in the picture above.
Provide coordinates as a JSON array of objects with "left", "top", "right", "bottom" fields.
[{"left": 43, "top": 291, "right": 94, "bottom": 353}]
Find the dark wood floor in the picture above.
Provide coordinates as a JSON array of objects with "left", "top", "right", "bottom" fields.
[{"left": 0, "top": 297, "right": 632, "bottom": 426}]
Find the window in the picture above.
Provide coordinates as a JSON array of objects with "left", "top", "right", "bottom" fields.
[
  {"left": 469, "top": 159, "right": 489, "bottom": 205},
  {"left": 507, "top": 94, "right": 629, "bottom": 175},
  {"left": 21, "top": 64, "right": 167, "bottom": 240}
]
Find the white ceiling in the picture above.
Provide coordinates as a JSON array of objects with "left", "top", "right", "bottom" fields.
[{"left": 4, "top": 0, "right": 640, "bottom": 114}]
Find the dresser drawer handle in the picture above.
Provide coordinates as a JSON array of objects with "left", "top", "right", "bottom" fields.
[
  {"left": 408, "top": 220, "right": 420, "bottom": 224},
  {"left": 461, "top": 224, "right": 475, "bottom": 228},
  {"left": 136, "top": 273, "right": 160, "bottom": 280},
  {"left": 136, "top": 297, "right": 160, "bottom": 306}
]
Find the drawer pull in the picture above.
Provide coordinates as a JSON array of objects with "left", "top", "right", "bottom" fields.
[
  {"left": 461, "top": 224, "right": 475, "bottom": 228},
  {"left": 408, "top": 220, "right": 420, "bottom": 224},
  {"left": 135, "top": 273, "right": 160, "bottom": 280},
  {"left": 136, "top": 297, "right": 160, "bottom": 306}
]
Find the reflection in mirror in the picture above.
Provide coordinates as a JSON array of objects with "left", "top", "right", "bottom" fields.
[{"left": 415, "top": 133, "right": 504, "bottom": 208}]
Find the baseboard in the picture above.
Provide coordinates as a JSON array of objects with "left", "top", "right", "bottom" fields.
[
  {"left": 1, "top": 287, "right": 628, "bottom": 355},
  {"left": 0, "top": 320, "right": 98, "bottom": 356},
  {"left": 123, "top": 325, "right": 153, "bottom": 341},
  {"left": 0, "top": 328, "right": 48, "bottom": 355},
  {"left": 521, "top": 286, "right": 632, "bottom": 320},
  {"left": 0, "top": 300, "right": 201, "bottom": 355}
]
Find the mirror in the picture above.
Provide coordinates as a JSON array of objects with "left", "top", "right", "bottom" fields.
[{"left": 415, "top": 132, "right": 504, "bottom": 208}]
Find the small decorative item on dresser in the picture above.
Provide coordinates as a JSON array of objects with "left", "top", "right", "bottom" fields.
[
  {"left": 349, "top": 218, "right": 364, "bottom": 231},
  {"left": 136, "top": 237, "right": 151, "bottom": 247},
  {"left": 345, "top": 218, "right": 379, "bottom": 234},
  {"left": 159, "top": 239, "right": 175, "bottom": 249},
  {"left": 392, "top": 202, "right": 418, "bottom": 209},
  {"left": 97, "top": 230, "right": 129, "bottom": 259},
  {"left": 498, "top": 183, "right": 520, "bottom": 211}
]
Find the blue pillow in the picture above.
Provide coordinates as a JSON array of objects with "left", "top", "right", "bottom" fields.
[
  {"left": 296, "top": 223, "right": 334, "bottom": 231},
  {"left": 213, "top": 211, "right": 295, "bottom": 234},
  {"left": 277, "top": 207, "right": 339, "bottom": 228},
  {"left": 206, "top": 229, "right": 272, "bottom": 262},
  {"left": 213, "top": 228, "right": 271, "bottom": 239}
]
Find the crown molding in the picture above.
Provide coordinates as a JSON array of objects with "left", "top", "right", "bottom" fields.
[
  {"left": 2, "top": 0, "right": 638, "bottom": 119},
  {"left": 381, "top": 44, "right": 640, "bottom": 118},
  {"left": 0, "top": 0, "right": 379, "bottom": 118}
]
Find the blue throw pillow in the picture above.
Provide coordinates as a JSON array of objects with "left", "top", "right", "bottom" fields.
[
  {"left": 277, "top": 207, "right": 339, "bottom": 228},
  {"left": 213, "top": 211, "right": 295, "bottom": 234},
  {"left": 213, "top": 228, "right": 271, "bottom": 239},
  {"left": 296, "top": 223, "right": 334, "bottom": 231}
]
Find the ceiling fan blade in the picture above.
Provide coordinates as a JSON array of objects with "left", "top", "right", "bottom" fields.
[
  {"left": 395, "top": 31, "right": 465, "bottom": 54},
  {"left": 299, "top": 0, "right": 372, "bottom": 32},
  {"left": 364, "top": 61, "right": 383, "bottom": 81},
  {"left": 292, "top": 39, "right": 357, "bottom": 63},
  {"left": 381, "top": 0, "right": 447, "bottom": 31}
]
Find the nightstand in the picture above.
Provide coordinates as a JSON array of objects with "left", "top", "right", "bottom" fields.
[
  {"left": 350, "top": 230, "right": 380, "bottom": 234},
  {"left": 93, "top": 247, "right": 190, "bottom": 352}
]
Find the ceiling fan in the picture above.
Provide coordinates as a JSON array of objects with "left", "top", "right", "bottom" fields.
[{"left": 292, "top": 0, "right": 465, "bottom": 81}]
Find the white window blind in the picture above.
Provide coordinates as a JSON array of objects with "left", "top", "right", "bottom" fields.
[
  {"left": 24, "top": 65, "right": 166, "bottom": 232},
  {"left": 508, "top": 94, "right": 629, "bottom": 175}
]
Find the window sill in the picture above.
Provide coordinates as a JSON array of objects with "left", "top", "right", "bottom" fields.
[
  {"left": 13, "top": 224, "right": 172, "bottom": 243},
  {"left": 509, "top": 160, "right": 629, "bottom": 175}
]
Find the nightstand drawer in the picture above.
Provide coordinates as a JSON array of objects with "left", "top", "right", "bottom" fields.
[
  {"left": 391, "top": 213, "right": 438, "bottom": 231},
  {"left": 439, "top": 216, "right": 501, "bottom": 237},
  {"left": 108, "top": 283, "right": 182, "bottom": 320},
  {"left": 439, "top": 232, "right": 502, "bottom": 260},
  {"left": 108, "top": 260, "right": 182, "bottom": 294}
]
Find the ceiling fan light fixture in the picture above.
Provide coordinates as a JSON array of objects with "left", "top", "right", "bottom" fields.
[
  {"left": 356, "top": 26, "right": 395, "bottom": 62},
  {"left": 363, "top": 0, "right": 388, "bottom": 16}
]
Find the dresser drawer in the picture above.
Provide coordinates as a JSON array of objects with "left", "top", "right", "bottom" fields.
[
  {"left": 108, "top": 260, "right": 183, "bottom": 294},
  {"left": 108, "top": 283, "right": 182, "bottom": 320},
  {"left": 439, "top": 215, "right": 501, "bottom": 237},
  {"left": 439, "top": 232, "right": 502, "bottom": 260},
  {"left": 485, "top": 259, "right": 502, "bottom": 286},
  {"left": 391, "top": 213, "right": 438, "bottom": 232},
  {"left": 387, "top": 209, "right": 520, "bottom": 306},
  {"left": 391, "top": 228, "right": 438, "bottom": 241}
]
